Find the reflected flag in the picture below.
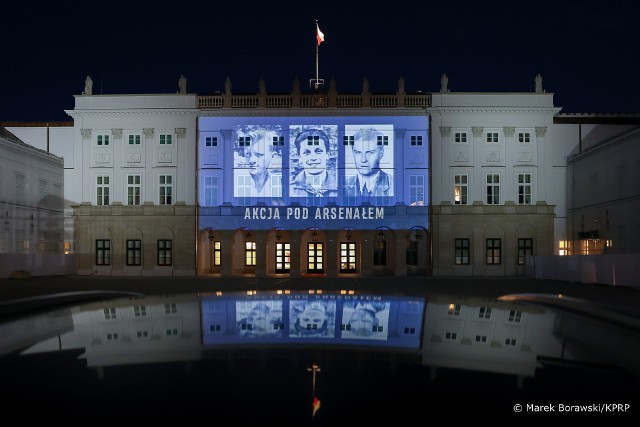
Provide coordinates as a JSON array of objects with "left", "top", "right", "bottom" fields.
[
  {"left": 316, "top": 24, "right": 325, "bottom": 46},
  {"left": 312, "top": 396, "right": 321, "bottom": 416}
]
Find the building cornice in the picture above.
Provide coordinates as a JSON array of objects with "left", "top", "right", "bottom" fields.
[
  {"left": 198, "top": 108, "right": 428, "bottom": 118},
  {"left": 65, "top": 109, "right": 200, "bottom": 118},
  {"left": 428, "top": 107, "right": 562, "bottom": 114}
]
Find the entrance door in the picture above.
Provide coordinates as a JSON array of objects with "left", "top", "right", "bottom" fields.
[
  {"left": 307, "top": 242, "right": 324, "bottom": 273},
  {"left": 340, "top": 242, "right": 357, "bottom": 273},
  {"left": 275, "top": 242, "right": 291, "bottom": 273}
]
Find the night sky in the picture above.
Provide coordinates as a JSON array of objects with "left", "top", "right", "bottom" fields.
[{"left": 2, "top": 0, "right": 639, "bottom": 122}]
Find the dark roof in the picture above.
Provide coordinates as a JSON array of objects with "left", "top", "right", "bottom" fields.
[{"left": 554, "top": 113, "right": 640, "bottom": 125}]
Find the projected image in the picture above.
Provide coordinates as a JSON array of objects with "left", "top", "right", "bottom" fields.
[
  {"left": 340, "top": 300, "right": 391, "bottom": 340},
  {"left": 289, "top": 125, "right": 338, "bottom": 198},
  {"left": 344, "top": 125, "right": 394, "bottom": 197},
  {"left": 235, "top": 299, "right": 284, "bottom": 337},
  {"left": 233, "top": 125, "right": 284, "bottom": 200},
  {"left": 289, "top": 299, "right": 337, "bottom": 338}
]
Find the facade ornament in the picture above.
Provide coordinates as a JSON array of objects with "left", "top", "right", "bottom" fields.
[
  {"left": 397, "top": 76, "right": 405, "bottom": 95},
  {"left": 472, "top": 127, "right": 483, "bottom": 137},
  {"left": 224, "top": 77, "right": 232, "bottom": 96},
  {"left": 439, "top": 127, "right": 451, "bottom": 137},
  {"left": 362, "top": 77, "right": 370, "bottom": 96},
  {"left": 175, "top": 128, "right": 187, "bottom": 138},
  {"left": 503, "top": 127, "right": 515, "bottom": 137},
  {"left": 535, "top": 74, "right": 543, "bottom": 94},
  {"left": 112, "top": 129, "right": 123, "bottom": 138},
  {"left": 535, "top": 127, "right": 547, "bottom": 137},
  {"left": 84, "top": 76, "right": 93, "bottom": 95},
  {"left": 80, "top": 129, "right": 91, "bottom": 139},
  {"left": 440, "top": 73, "right": 449, "bottom": 93},
  {"left": 143, "top": 128, "right": 155, "bottom": 138}
]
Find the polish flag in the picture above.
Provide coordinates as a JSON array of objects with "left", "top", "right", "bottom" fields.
[
  {"left": 316, "top": 24, "right": 325, "bottom": 46},
  {"left": 312, "top": 396, "right": 321, "bottom": 416}
]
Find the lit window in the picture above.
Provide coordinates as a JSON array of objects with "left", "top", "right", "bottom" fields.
[
  {"left": 245, "top": 241, "right": 257, "bottom": 266},
  {"left": 559, "top": 240, "right": 572, "bottom": 256},
  {"left": 454, "top": 174, "right": 468, "bottom": 205}
]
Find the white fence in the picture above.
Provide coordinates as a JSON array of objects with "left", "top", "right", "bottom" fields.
[
  {"left": 0, "top": 253, "right": 76, "bottom": 278},
  {"left": 526, "top": 254, "right": 640, "bottom": 288}
]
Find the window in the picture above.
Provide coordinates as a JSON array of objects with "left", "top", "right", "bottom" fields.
[
  {"left": 410, "top": 135, "right": 422, "bottom": 146},
  {"left": 409, "top": 175, "right": 424, "bottom": 206},
  {"left": 475, "top": 335, "right": 487, "bottom": 343},
  {"left": 478, "top": 307, "right": 492, "bottom": 319},
  {"left": 127, "top": 175, "right": 141, "bottom": 205},
  {"left": 159, "top": 175, "right": 173, "bottom": 205},
  {"left": 126, "top": 239, "right": 141, "bottom": 266},
  {"left": 518, "top": 173, "right": 532, "bottom": 204},
  {"left": 96, "top": 176, "right": 110, "bottom": 205},
  {"left": 454, "top": 132, "right": 467, "bottom": 143},
  {"left": 39, "top": 179, "right": 48, "bottom": 198},
  {"left": 340, "top": 242, "right": 356, "bottom": 273},
  {"left": 205, "top": 136, "right": 218, "bottom": 147},
  {"left": 406, "top": 241, "right": 418, "bottom": 266},
  {"left": 159, "top": 134, "right": 173, "bottom": 145},
  {"left": 559, "top": 240, "right": 572, "bottom": 256},
  {"left": 238, "top": 136, "right": 251, "bottom": 147},
  {"left": 245, "top": 241, "right": 257, "bottom": 266},
  {"left": 517, "top": 238, "right": 533, "bottom": 265},
  {"left": 96, "top": 239, "right": 111, "bottom": 265},
  {"left": 508, "top": 310, "right": 522, "bottom": 323},
  {"left": 97, "top": 134, "right": 110, "bottom": 146},
  {"left": 236, "top": 175, "right": 252, "bottom": 200},
  {"left": 133, "top": 305, "right": 147, "bottom": 317},
  {"left": 373, "top": 232, "right": 386, "bottom": 266},
  {"left": 486, "top": 239, "right": 501, "bottom": 265},
  {"left": 377, "top": 135, "right": 389, "bottom": 146},
  {"left": 128, "top": 134, "right": 141, "bottom": 145},
  {"left": 454, "top": 174, "right": 468, "bottom": 204},
  {"left": 15, "top": 174, "right": 25, "bottom": 203},
  {"left": 518, "top": 132, "right": 530, "bottom": 143},
  {"left": 445, "top": 332, "right": 457, "bottom": 340},
  {"left": 204, "top": 176, "right": 218, "bottom": 206},
  {"left": 343, "top": 135, "right": 354, "bottom": 146},
  {"left": 157, "top": 239, "right": 172, "bottom": 266},
  {"left": 164, "top": 303, "right": 177, "bottom": 314},
  {"left": 272, "top": 135, "right": 284, "bottom": 146},
  {"left": 454, "top": 238, "right": 470, "bottom": 265},
  {"left": 214, "top": 241, "right": 221, "bottom": 266},
  {"left": 486, "top": 132, "right": 498, "bottom": 143},
  {"left": 104, "top": 308, "right": 116, "bottom": 320},
  {"left": 505, "top": 338, "right": 517, "bottom": 346},
  {"left": 486, "top": 174, "right": 500, "bottom": 204}
]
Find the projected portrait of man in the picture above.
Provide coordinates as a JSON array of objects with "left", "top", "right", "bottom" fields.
[
  {"left": 341, "top": 300, "right": 390, "bottom": 340},
  {"left": 289, "top": 299, "right": 336, "bottom": 338},
  {"left": 345, "top": 128, "right": 393, "bottom": 197},
  {"left": 244, "top": 131, "right": 277, "bottom": 197},
  {"left": 290, "top": 128, "right": 338, "bottom": 198}
]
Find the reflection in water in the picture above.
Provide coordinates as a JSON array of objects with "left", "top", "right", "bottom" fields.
[{"left": 1, "top": 290, "right": 638, "bottom": 421}]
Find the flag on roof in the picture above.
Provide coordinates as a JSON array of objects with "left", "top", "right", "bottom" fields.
[{"left": 316, "top": 24, "right": 325, "bottom": 46}]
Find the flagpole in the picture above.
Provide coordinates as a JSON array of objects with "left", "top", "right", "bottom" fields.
[{"left": 315, "top": 20, "right": 319, "bottom": 92}]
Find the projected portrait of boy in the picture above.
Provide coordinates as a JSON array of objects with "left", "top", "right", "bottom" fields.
[
  {"left": 344, "top": 127, "right": 394, "bottom": 198},
  {"left": 289, "top": 299, "right": 336, "bottom": 338},
  {"left": 340, "top": 300, "right": 390, "bottom": 340},
  {"left": 236, "top": 301, "right": 283, "bottom": 338},
  {"left": 234, "top": 126, "right": 283, "bottom": 201},
  {"left": 290, "top": 126, "right": 338, "bottom": 198}
]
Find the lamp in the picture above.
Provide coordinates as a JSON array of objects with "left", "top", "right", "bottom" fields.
[
  {"left": 346, "top": 228, "right": 352, "bottom": 241},
  {"left": 275, "top": 228, "right": 282, "bottom": 241},
  {"left": 246, "top": 230, "right": 253, "bottom": 240},
  {"left": 376, "top": 230, "right": 385, "bottom": 242},
  {"left": 311, "top": 229, "right": 318, "bottom": 242},
  {"left": 207, "top": 229, "right": 214, "bottom": 241}
]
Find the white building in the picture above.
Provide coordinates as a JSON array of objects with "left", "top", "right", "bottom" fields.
[
  {"left": 428, "top": 75, "right": 577, "bottom": 276},
  {"left": 0, "top": 127, "right": 66, "bottom": 277}
]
